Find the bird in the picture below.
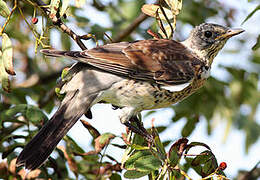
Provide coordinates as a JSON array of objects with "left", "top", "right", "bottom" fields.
[{"left": 16, "top": 23, "right": 244, "bottom": 170}]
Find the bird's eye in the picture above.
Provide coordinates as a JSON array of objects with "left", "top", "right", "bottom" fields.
[{"left": 204, "top": 31, "right": 212, "bottom": 38}]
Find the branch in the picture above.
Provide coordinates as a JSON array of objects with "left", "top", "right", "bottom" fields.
[
  {"left": 32, "top": 0, "right": 87, "bottom": 50},
  {"left": 112, "top": 13, "right": 148, "bottom": 42}
]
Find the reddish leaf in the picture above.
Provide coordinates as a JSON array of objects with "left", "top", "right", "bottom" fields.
[
  {"left": 57, "top": 146, "right": 78, "bottom": 176},
  {"left": 168, "top": 138, "right": 188, "bottom": 167},
  {"left": 80, "top": 120, "right": 100, "bottom": 139},
  {"left": 94, "top": 133, "right": 116, "bottom": 153}
]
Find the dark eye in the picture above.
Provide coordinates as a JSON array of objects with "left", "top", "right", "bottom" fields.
[{"left": 204, "top": 31, "right": 212, "bottom": 38}]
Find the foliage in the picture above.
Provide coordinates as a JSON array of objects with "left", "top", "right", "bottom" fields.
[{"left": 0, "top": 0, "right": 259, "bottom": 179}]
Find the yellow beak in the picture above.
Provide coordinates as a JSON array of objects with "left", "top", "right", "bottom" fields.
[{"left": 216, "top": 28, "right": 245, "bottom": 40}]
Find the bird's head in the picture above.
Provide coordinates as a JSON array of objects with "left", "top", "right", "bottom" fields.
[{"left": 182, "top": 23, "right": 244, "bottom": 64}]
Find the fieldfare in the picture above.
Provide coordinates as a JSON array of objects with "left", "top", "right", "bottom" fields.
[{"left": 16, "top": 23, "right": 244, "bottom": 170}]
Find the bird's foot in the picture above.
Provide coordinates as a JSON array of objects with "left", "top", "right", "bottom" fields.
[{"left": 123, "top": 121, "right": 153, "bottom": 143}]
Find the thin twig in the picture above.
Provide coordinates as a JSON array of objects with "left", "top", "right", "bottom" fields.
[
  {"left": 31, "top": 0, "right": 87, "bottom": 50},
  {"left": 112, "top": 13, "right": 148, "bottom": 42},
  {"left": 0, "top": 0, "right": 17, "bottom": 35}
]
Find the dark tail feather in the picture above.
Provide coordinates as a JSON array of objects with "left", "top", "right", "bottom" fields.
[{"left": 16, "top": 91, "right": 97, "bottom": 170}]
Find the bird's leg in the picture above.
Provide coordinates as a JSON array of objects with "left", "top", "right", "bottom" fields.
[
  {"left": 123, "top": 121, "right": 153, "bottom": 142},
  {"left": 130, "top": 115, "right": 152, "bottom": 139},
  {"left": 119, "top": 107, "right": 153, "bottom": 142}
]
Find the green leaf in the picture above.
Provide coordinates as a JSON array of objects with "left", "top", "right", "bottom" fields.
[
  {"left": 25, "top": 105, "right": 48, "bottom": 123},
  {"left": 154, "top": 136, "right": 167, "bottom": 161},
  {"left": 168, "top": 147, "right": 179, "bottom": 167},
  {"left": 124, "top": 150, "right": 152, "bottom": 170},
  {"left": 0, "top": 0, "right": 10, "bottom": 18},
  {"left": 191, "top": 150, "right": 213, "bottom": 166},
  {"left": 2, "top": 33, "right": 15, "bottom": 75},
  {"left": 168, "top": 138, "right": 188, "bottom": 167},
  {"left": 61, "top": 32, "right": 71, "bottom": 50},
  {"left": 188, "top": 150, "right": 218, "bottom": 177},
  {"left": 2, "top": 143, "right": 24, "bottom": 159},
  {"left": 64, "top": 135, "right": 85, "bottom": 154},
  {"left": 124, "top": 170, "right": 150, "bottom": 179},
  {"left": 0, "top": 104, "right": 48, "bottom": 124},
  {"left": 252, "top": 34, "right": 260, "bottom": 50},
  {"left": 0, "top": 50, "right": 10, "bottom": 92},
  {"left": 110, "top": 173, "right": 122, "bottom": 180},
  {"left": 181, "top": 117, "right": 198, "bottom": 137},
  {"left": 134, "top": 155, "right": 161, "bottom": 172},
  {"left": 130, "top": 144, "right": 149, "bottom": 150},
  {"left": 185, "top": 141, "right": 211, "bottom": 155},
  {"left": 242, "top": 5, "right": 260, "bottom": 24}
]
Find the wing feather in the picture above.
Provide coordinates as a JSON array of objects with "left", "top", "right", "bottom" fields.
[{"left": 42, "top": 39, "right": 205, "bottom": 85}]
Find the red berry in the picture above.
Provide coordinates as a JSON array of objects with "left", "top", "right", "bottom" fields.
[
  {"left": 219, "top": 162, "right": 227, "bottom": 170},
  {"left": 31, "top": 17, "right": 38, "bottom": 24}
]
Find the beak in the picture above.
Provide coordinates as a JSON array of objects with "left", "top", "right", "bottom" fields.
[{"left": 216, "top": 28, "right": 245, "bottom": 40}]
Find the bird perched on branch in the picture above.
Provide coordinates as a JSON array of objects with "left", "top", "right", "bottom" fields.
[{"left": 16, "top": 23, "right": 244, "bottom": 170}]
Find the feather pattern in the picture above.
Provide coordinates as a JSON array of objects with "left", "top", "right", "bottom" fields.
[{"left": 41, "top": 39, "right": 206, "bottom": 86}]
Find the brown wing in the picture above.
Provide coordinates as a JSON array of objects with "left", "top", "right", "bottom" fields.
[{"left": 78, "top": 39, "right": 205, "bottom": 85}]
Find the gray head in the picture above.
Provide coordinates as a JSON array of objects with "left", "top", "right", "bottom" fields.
[{"left": 183, "top": 23, "right": 244, "bottom": 64}]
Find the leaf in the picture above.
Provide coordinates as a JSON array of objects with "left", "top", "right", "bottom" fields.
[
  {"left": 2, "top": 143, "right": 23, "bottom": 158},
  {"left": 94, "top": 133, "right": 115, "bottom": 153},
  {"left": 25, "top": 105, "right": 48, "bottom": 123},
  {"left": 130, "top": 144, "right": 149, "bottom": 150},
  {"left": 61, "top": 32, "right": 71, "bottom": 50},
  {"left": 168, "top": 138, "right": 188, "bottom": 167},
  {"left": 188, "top": 150, "right": 218, "bottom": 177},
  {"left": 50, "top": 0, "right": 60, "bottom": 18},
  {"left": 165, "top": 0, "right": 183, "bottom": 15},
  {"left": 0, "top": 0, "right": 10, "bottom": 18},
  {"left": 57, "top": 146, "right": 78, "bottom": 176},
  {"left": 2, "top": 33, "right": 15, "bottom": 75},
  {"left": 181, "top": 117, "right": 198, "bottom": 137},
  {"left": 0, "top": 104, "right": 48, "bottom": 125},
  {"left": 110, "top": 173, "right": 122, "bottom": 180},
  {"left": 0, "top": 161, "right": 8, "bottom": 177},
  {"left": 124, "top": 170, "right": 150, "bottom": 179},
  {"left": 185, "top": 141, "right": 211, "bottom": 155},
  {"left": 242, "top": 5, "right": 260, "bottom": 24},
  {"left": 151, "top": 125, "right": 166, "bottom": 161},
  {"left": 134, "top": 155, "right": 161, "bottom": 172},
  {"left": 252, "top": 34, "right": 260, "bottom": 50},
  {"left": 64, "top": 135, "right": 85, "bottom": 154},
  {"left": 0, "top": 50, "right": 10, "bottom": 92},
  {"left": 8, "top": 158, "right": 16, "bottom": 174},
  {"left": 158, "top": 24, "right": 175, "bottom": 39},
  {"left": 141, "top": 4, "right": 174, "bottom": 20},
  {"left": 154, "top": 136, "right": 167, "bottom": 161},
  {"left": 80, "top": 120, "right": 100, "bottom": 139},
  {"left": 18, "top": 168, "right": 41, "bottom": 179},
  {"left": 191, "top": 150, "right": 213, "bottom": 166},
  {"left": 60, "top": 0, "right": 70, "bottom": 17},
  {"left": 0, "top": 135, "right": 26, "bottom": 144},
  {"left": 124, "top": 150, "right": 152, "bottom": 170}
]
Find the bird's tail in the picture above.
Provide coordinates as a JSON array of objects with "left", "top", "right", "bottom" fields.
[
  {"left": 16, "top": 56, "right": 122, "bottom": 170},
  {"left": 16, "top": 64, "right": 102, "bottom": 170},
  {"left": 16, "top": 89, "right": 97, "bottom": 170}
]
